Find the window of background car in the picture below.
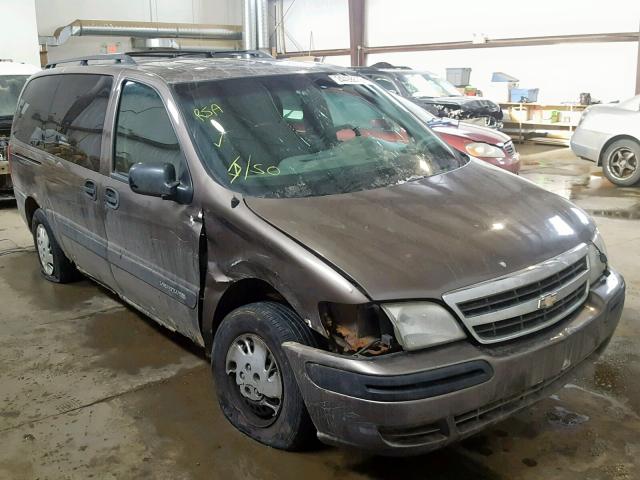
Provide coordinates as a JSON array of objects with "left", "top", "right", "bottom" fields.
[
  {"left": 0, "top": 75, "right": 30, "bottom": 118},
  {"left": 173, "top": 73, "right": 464, "bottom": 198},
  {"left": 13, "top": 74, "right": 112, "bottom": 172},
  {"left": 399, "top": 73, "right": 461, "bottom": 98},
  {"left": 113, "top": 81, "right": 189, "bottom": 182},
  {"left": 370, "top": 76, "right": 400, "bottom": 95}
]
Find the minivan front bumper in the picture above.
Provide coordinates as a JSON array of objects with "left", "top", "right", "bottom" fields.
[{"left": 283, "top": 269, "right": 624, "bottom": 456}]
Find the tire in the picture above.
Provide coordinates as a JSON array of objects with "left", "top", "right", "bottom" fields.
[
  {"left": 211, "top": 302, "right": 318, "bottom": 450},
  {"left": 31, "top": 209, "right": 78, "bottom": 283},
  {"left": 602, "top": 139, "right": 640, "bottom": 187}
]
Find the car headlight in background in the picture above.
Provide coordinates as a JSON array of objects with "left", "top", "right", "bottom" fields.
[
  {"left": 587, "top": 229, "right": 608, "bottom": 285},
  {"left": 464, "top": 142, "right": 505, "bottom": 158},
  {"left": 381, "top": 302, "right": 466, "bottom": 351}
]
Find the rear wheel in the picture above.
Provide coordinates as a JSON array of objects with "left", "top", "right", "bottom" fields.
[
  {"left": 602, "top": 139, "right": 640, "bottom": 186},
  {"left": 211, "top": 302, "right": 318, "bottom": 450},
  {"left": 31, "top": 209, "right": 77, "bottom": 283}
]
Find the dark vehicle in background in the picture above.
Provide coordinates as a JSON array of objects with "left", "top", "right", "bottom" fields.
[
  {"left": 397, "top": 95, "right": 520, "bottom": 173},
  {"left": 356, "top": 62, "right": 503, "bottom": 129},
  {"left": 0, "top": 60, "right": 39, "bottom": 200},
  {"left": 10, "top": 53, "right": 623, "bottom": 456}
]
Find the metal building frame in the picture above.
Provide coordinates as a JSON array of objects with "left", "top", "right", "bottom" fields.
[{"left": 277, "top": 1, "right": 640, "bottom": 95}]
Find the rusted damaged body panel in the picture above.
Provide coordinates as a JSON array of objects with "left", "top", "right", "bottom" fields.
[{"left": 198, "top": 193, "right": 370, "bottom": 349}]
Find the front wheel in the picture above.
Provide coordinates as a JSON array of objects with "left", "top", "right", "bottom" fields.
[
  {"left": 602, "top": 139, "right": 640, "bottom": 186},
  {"left": 211, "top": 302, "right": 318, "bottom": 450},
  {"left": 31, "top": 209, "right": 78, "bottom": 283}
]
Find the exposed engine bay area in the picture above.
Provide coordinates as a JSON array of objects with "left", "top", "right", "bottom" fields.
[{"left": 423, "top": 100, "right": 504, "bottom": 129}]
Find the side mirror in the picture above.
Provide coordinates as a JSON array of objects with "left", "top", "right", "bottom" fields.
[{"left": 129, "top": 162, "right": 180, "bottom": 201}]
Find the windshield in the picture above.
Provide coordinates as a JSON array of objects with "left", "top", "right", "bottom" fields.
[
  {"left": 0, "top": 75, "right": 29, "bottom": 117},
  {"left": 173, "top": 73, "right": 464, "bottom": 198},
  {"left": 398, "top": 73, "right": 461, "bottom": 98}
]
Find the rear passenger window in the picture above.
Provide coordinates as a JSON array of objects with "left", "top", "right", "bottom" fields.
[
  {"left": 14, "top": 74, "right": 112, "bottom": 172},
  {"left": 13, "top": 76, "right": 60, "bottom": 151},
  {"left": 113, "top": 81, "right": 187, "bottom": 177}
]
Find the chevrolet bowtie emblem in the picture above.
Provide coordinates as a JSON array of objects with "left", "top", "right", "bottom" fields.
[{"left": 538, "top": 292, "right": 559, "bottom": 309}]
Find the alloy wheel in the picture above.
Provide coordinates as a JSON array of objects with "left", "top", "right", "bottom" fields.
[{"left": 608, "top": 147, "right": 638, "bottom": 181}]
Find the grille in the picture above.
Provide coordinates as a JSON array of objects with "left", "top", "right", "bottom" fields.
[
  {"left": 443, "top": 244, "right": 591, "bottom": 344},
  {"left": 459, "top": 257, "right": 588, "bottom": 317},
  {"left": 503, "top": 141, "right": 515, "bottom": 156},
  {"left": 473, "top": 281, "right": 587, "bottom": 340}
]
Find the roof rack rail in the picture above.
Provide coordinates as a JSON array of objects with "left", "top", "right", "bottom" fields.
[
  {"left": 45, "top": 53, "right": 136, "bottom": 69},
  {"left": 44, "top": 50, "right": 275, "bottom": 69},
  {"left": 125, "top": 49, "right": 273, "bottom": 59}
]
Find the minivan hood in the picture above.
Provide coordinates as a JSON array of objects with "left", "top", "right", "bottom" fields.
[{"left": 245, "top": 161, "right": 595, "bottom": 301}]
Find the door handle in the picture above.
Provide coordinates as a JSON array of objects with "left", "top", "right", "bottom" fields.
[
  {"left": 83, "top": 180, "right": 97, "bottom": 200},
  {"left": 104, "top": 186, "right": 120, "bottom": 210}
]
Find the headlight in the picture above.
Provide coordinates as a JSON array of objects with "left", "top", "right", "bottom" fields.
[
  {"left": 587, "top": 229, "right": 608, "bottom": 285},
  {"left": 464, "top": 142, "right": 505, "bottom": 158},
  {"left": 381, "top": 302, "right": 466, "bottom": 351}
]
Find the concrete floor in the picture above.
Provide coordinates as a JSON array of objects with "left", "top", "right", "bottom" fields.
[{"left": 1, "top": 145, "right": 639, "bottom": 480}]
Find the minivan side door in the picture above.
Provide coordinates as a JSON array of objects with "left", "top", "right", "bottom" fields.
[
  {"left": 101, "top": 78, "right": 202, "bottom": 340},
  {"left": 12, "top": 74, "right": 116, "bottom": 287}
]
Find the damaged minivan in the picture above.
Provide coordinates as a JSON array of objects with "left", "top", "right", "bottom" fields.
[{"left": 10, "top": 53, "right": 624, "bottom": 455}]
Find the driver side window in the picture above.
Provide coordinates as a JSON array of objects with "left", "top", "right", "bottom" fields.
[{"left": 114, "top": 81, "right": 187, "bottom": 177}]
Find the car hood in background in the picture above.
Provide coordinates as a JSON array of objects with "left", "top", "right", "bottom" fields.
[
  {"left": 417, "top": 96, "right": 502, "bottom": 115},
  {"left": 246, "top": 161, "right": 595, "bottom": 301},
  {"left": 429, "top": 119, "right": 512, "bottom": 146}
]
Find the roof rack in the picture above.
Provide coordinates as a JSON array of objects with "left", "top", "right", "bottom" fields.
[
  {"left": 45, "top": 50, "right": 274, "bottom": 69},
  {"left": 126, "top": 49, "right": 273, "bottom": 59},
  {"left": 45, "top": 53, "right": 137, "bottom": 69}
]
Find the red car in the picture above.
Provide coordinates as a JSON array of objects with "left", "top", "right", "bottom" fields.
[{"left": 398, "top": 96, "right": 521, "bottom": 174}]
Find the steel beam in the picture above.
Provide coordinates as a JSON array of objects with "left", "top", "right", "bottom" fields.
[
  {"left": 348, "top": 0, "right": 365, "bottom": 66},
  {"left": 279, "top": 31, "right": 639, "bottom": 59},
  {"left": 365, "top": 32, "right": 640, "bottom": 55},
  {"left": 278, "top": 48, "right": 350, "bottom": 59}
]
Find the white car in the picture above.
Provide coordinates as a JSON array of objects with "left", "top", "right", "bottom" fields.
[
  {"left": 571, "top": 95, "right": 640, "bottom": 187},
  {"left": 0, "top": 60, "right": 39, "bottom": 199}
]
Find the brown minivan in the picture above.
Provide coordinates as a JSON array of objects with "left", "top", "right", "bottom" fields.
[{"left": 9, "top": 52, "right": 625, "bottom": 455}]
